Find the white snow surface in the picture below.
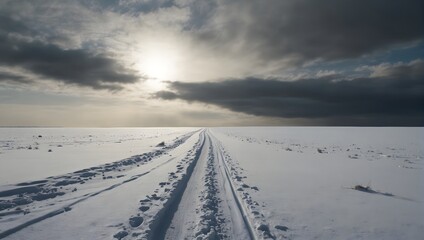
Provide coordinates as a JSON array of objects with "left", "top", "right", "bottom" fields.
[
  {"left": 0, "top": 128, "right": 194, "bottom": 184},
  {"left": 0, "top": 127, "right": 423, "bottom": 240}
]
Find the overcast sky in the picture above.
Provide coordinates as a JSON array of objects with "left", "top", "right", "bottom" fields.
[{"left": 0, "top": 0, "right": 423, "bottom": 126}]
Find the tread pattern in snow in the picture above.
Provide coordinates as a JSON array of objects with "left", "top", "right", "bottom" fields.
[{"left": 194, "top": 145, "right": 225, "bottom": 239}]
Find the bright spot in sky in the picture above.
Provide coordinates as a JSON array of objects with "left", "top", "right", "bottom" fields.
[
  {"left": 145, "top": 78, "right": 166, "bottom": 91},
  {"left": 139, "top": 47, "right": 178, "bottom": 81}
]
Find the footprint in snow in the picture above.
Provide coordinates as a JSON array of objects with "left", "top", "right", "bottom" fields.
[
  {"left": 129, "top": 216, "right": 144, "bottom": 227},
  {"left": 113, "top": 230, "right": 128, "bottom": 240},
  {"left": 275, "top": 225, "right": 289, "bottom": 231}
]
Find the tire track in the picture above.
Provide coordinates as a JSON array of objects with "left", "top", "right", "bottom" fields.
[
  {"left": 210, "top": 132, "right": 256, "bottom": 240},
  {"left": 0, "top": 130, "right": 201, "bottom": 239},
  {"left": 209, "top": 131, "right": 275, "bottom": 239},
  {"left": 142, "top": 130, "right": 207, "bottom": 240},
  {"left": 150, "top": 130, "right": 255, "bottom": 240},
  {"left": 1, "top": 129, "right": 268, "bottom": 239}
]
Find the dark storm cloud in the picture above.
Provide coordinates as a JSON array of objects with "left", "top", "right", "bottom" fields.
[
  {"left": 200, "top": 0, "right": 424, "bottom": 63},
  {"left": 0, "top": 15, "right": 31, "bottom": 34},
  {"left": 155, "top": 60, "right": 424, "bottom": 126},
  {"left": 0, "top": 15, "right": 140, "bottom": 91},
  {"left": 0, "top": 72, "right": 32, "bottom": 84}
]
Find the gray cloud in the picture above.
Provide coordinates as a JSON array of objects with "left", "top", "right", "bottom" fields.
[
  {"left": 156, "top": 60, "right": 424, "bottom": 126},
  {"left": 198, "top": 0, "right": 424, "bottom": 64},
  {"left": 0, "top": 14, "right": 140, "bottom": 91},
  {"left": 0, "top": 72, "right": 32, "bottom": 84},
  {"left": 179, "top": 0, "right": 218, "bottom": 30},
  {"left": 79, "top": 0, "right": 175, "bottom": 16},
  {"left": 0, "top": 15, "right": 31, "bottom": 34},
  {"left": 369, "top": 60, "right": 424, "bottom": 79}
]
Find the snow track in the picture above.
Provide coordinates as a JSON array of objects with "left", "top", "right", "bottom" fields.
[
  {"left": 0, "top": 130, "right": 201, "bottom": 239},
  {"left": 210, "top": 133, "right": 256, "bottom": 240},
  {"left": 1, "top": 129, "right": 272, "bottom": 240},
  {"left": 209, "top": 132, "right": 275, "bottom": 239},
  {"left": 150, "top": 130, "right": 257, "bottom": 240}
]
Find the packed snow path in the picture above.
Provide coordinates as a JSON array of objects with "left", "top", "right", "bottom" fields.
[
  {"left": 161, "top": 131, "right": 254, "bottom": 240},
  {"left": 0, "top": 129, "right": 274, "bottom": 240}
]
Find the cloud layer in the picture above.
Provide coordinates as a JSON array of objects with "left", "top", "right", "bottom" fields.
[
  {"left": 198, "top": 0, "right": 424, "bottom": 64},
  {"left": 156, "top": 60, "right": 424, "bottom": 125},
  {"left": 0, "top": 14, "right": 140, "bottom": 90}
]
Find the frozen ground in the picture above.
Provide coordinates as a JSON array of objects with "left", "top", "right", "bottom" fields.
[{"left": 0, "top": 127, "right": 423, "bottom": 239}]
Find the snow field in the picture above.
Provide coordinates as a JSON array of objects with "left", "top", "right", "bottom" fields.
[
  {"left": 211, "top": 127, "right": 424, "bottom": 240},
  {"left": 1, "top": 127, "right": 423, "bottom": 240},
  {"left": 0, "top": 128, "right": 196, "bottom": 184}
]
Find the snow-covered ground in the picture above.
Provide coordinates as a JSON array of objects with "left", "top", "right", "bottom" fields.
[
  {"left": 0, "top": 128, "right": 195, "bottom": 184},
  {"left": 0, "top": 127, "right": 423, "bottom": 239}
]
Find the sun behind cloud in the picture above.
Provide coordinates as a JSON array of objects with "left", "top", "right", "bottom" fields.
[{"left": 138, "top": 45, "right": 179, "bottom": 81}]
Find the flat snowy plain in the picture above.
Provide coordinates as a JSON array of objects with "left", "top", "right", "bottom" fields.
[{"left": 0, "top": 127, "right": 423, "bottom": 239}]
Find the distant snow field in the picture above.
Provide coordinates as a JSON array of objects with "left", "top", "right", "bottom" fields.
[{"left": 0, "top": 127, "right": 423, "bottom": 239}]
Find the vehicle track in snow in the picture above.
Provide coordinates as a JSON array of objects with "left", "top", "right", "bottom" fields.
[
  {"left": 145, "top": 130, "right": 256, "bottom": 240},
  {"left": 1, "top": 129, "right": 275, "bottom": 240},
  {"left": 0, "top": 130, "right": 201, "bottom": 239},
  {"left": 209, "top": 131, "right": 276, "bottom": 240}
]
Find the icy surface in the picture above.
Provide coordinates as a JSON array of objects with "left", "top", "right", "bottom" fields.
[{"left": 0, "top": 127, "right": 423, "bottom": 239}]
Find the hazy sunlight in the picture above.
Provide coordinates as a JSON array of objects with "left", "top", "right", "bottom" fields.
[{"left": 139, "top": 47, "right": 178, "bottom": 81}]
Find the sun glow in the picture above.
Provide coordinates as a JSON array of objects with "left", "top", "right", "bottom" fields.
[{"left": 139, "top": 47, "right": 179, "bottom": 81}]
